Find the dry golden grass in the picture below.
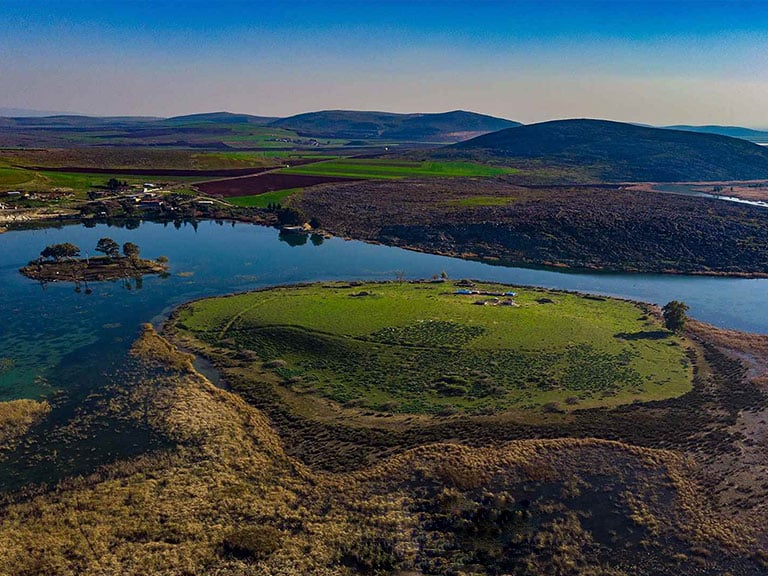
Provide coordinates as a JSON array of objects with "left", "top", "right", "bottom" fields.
[
  {"left": 0, "top": 327, "right": 757, "bottom": 575},
  {"left": 130, "top": 323, "right": 195, "bottom": 373}
]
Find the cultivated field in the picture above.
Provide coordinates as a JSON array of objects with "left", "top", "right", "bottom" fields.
[
  {"left": 281, "top": 158, "right": 519, "bottom": 179},
  {"left": 195, "top": 173, "right": 359, "bottom": 198}
]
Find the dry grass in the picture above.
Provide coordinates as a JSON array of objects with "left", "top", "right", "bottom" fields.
[
  {"left": 0, "top": 327, "right": 757, "bottom": 575},
  {"left": 130, "top": 323, "right": 195, "bottom": 373}
]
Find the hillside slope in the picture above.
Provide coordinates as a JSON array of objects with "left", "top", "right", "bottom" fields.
[
  {"left": 161, "top": 111, "right": 278, "bottom": 125},
  {"left": 271, "top": 109, "right": 520, "bottom": 141},
  {"left": 665, "top": 124, "right": 768, "bottom": 143},
  {"left": 453, "top": 119, "right": 768, "bottom": 181}
]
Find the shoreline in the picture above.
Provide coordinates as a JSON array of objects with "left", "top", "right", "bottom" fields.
[
  {"left": 7, "top": 214, "right": 768, "bottom": 279},
  {"left": 19, "top": 256, "right": 169, "bottom": 283}
]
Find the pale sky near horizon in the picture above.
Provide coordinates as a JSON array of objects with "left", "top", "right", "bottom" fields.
[{"left": 2, "top": 0, "right": 768, "bottom": 126}]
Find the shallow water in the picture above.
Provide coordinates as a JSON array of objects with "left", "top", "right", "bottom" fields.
[
  {"left": 653, "top": 183, "right": 768, "bottom": 208},
  {"left": 1, "top": 219, "right": 768, "bottom": 401}
]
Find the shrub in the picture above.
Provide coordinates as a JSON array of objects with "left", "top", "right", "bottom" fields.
[{"left": 220, "top": 525, "right": 282, "bottom": 561}]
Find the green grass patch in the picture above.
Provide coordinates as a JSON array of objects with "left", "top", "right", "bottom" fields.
[
  {"left": 280, "top": 159, "right": 519, "bottom": 179},
  {"left": 449, "top": 195, "right": 519, "bottom": 207},
  {"left": 175, "top": 282, "right": 692, "bottom": 415},
  {"left": 0, "top": 167, "right": 36, "bottom": 189},
  {"left": 227, "top": 188, "right": 302, "bottom": 208}
]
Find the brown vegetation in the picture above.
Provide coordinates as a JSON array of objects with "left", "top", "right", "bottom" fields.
[
  {"left": 0, "top": 326, "right": 760, "bottom": 575},
  {"left": 296, "top": 177, "right": 768, "bottom": 275}
]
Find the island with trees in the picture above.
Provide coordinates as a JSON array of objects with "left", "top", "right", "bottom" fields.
[{"left": 19, "top": 238, "right": 169, "bottom": 283}]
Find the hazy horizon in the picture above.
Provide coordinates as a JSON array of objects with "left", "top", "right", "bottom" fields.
[{"left": 3, "top": 0, "right": 768, "bottom": 127}]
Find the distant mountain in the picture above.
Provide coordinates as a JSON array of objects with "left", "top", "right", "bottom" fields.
[
  {"left": 270, "top": 110, "right": 520, "bottom": 142},
  {"left": 162, "top": 112, "right": 277, "bottom": 125},
  {"left": 5, "top": 115, "right": 161, "bottom": 127},
  {"left": 0, "top": 107, "right": 75, "bottom": 117},
  {"left": 664, "top": 124, "right": 768, "bottom": 143},
  {"left": 452, "top": 119, "right": 768, "bottom": 181},
  {"left": 0, "top": 109, "right": 518, "bottom": 148}
]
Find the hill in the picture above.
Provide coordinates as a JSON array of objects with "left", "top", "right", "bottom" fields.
[
  {"left": 665, "top": 124, "right": 768, "bottom": 143},
  {"left": 0, "top": 109, "right": 517, "bottom": 148},
  {"left": 2, "top": 115, "right": 161, "bottom": 127},
  {"left": 452, "top": 119, "right": 768, "bottom": 181},
  {"left": 162, "top": 111, "right": 278, "bottom": 125},
  {"left": 270, "top": 109, "right": 520, "bottom": 141},
  {"left": 0, "top": 107, "right": 75, "bottom": 117}
]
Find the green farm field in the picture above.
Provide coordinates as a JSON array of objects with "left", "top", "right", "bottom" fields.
[
  {"left": 174, "top": 281, "right": 693, "bottom": 415},
  {"left": 0, "top": 158, "right": 201, "bottom": 195},
  {"left": 280, "top": 158, "right": 519, "bottom": 179},
  {"left": 226, "top": 188, "right": 302, "bottom": 207}
]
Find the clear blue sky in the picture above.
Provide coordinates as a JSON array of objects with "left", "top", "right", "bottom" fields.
[{"left": 2, "top": 0, "right": 767, "bottom": 125}]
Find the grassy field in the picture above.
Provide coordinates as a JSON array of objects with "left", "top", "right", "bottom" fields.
[
  {"left": 0, "top": 157, "right": 203, "bottom": 195},
  {"left": 280, "top": 158, "right": 519, "bottom": 179},
  {"left": 449, "top": 195, "right": 520, "bottom": 206},
  {"left": 1, "top": 148, "right": 290, "bottom": 171},
  {"left": 226, "top": 187, "right": 302, "bottom": 207},
  {"left": 174, "top": 281, "right": 692, "bottom": 414}
]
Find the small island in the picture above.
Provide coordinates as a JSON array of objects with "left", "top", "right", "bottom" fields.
[{"left": 20, "top": 238, "right": 169, "bottom": 283}]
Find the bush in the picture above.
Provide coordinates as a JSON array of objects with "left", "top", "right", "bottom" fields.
[
  {"left": 220, "top": 525, "right": 282, "bottom": 561},
  {"left": 277, "top": 207, "right": 307, "bottom": 226},
  {"left": 339, "top": 534, "right": 401, "bottom": 573}
]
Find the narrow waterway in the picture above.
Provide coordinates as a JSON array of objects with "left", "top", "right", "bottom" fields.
[{"left": 1, "top": 219, "right": 767, "bottom": 401}]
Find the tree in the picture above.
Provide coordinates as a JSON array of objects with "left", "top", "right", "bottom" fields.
[
  {"left": 95, "top": 237, "right": 120, "bottom": 259},
  {"left": 662, "top": 300, "right": 689, "bottom": 333},
  {"left": 276, "top": 207, "right": 306, "bottom": 226},
  {"left": 122, "top": 242, "right": 140, "bottom": 260},
  {"left": 40, "top": 243, "right": 80, "bottom": 261}
]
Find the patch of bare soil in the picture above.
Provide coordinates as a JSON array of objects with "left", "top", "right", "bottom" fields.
[{"left": 197, "top": 172, "right": 361, "bottom": 197}]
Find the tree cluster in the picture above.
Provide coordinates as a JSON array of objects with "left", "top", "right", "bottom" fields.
[
  {"left": 40, "top": 243, "right": 81, "bottom": 261},
  {"left": 40, "top": 238, "right": 141, "bottom": 262}
]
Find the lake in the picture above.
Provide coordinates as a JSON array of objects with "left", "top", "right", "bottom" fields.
[{"left": 1, "top": 219, "right": 767, "bottom": 401}]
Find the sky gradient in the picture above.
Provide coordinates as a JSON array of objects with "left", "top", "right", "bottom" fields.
[{"left": 2, "top": 0, "right": 768, "bottom": 126}]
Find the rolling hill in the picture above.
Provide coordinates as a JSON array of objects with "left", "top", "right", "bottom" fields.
[
  {"left": 665, "top": 124, "right": 768, "bottom": 143},
  {"left": 0, "top": 109, "right": 519, "bottom": 147},
  {"left": 452, "top": 119, "right": 768, "bottom": 181},
  {"left": 270, "top": 109, "right": 520, "bottom": 141},
  {"left": 161, "top": 111, "right": 278, "bottom": 125}
]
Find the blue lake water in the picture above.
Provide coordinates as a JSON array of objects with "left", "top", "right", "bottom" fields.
[{"left": 1, "top": 219, "right": 768, "bottom": 401}]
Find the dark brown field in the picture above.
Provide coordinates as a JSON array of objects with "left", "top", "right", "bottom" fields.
[{"left": 197, "top": 172, "right": 360, "bottom": 197}]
